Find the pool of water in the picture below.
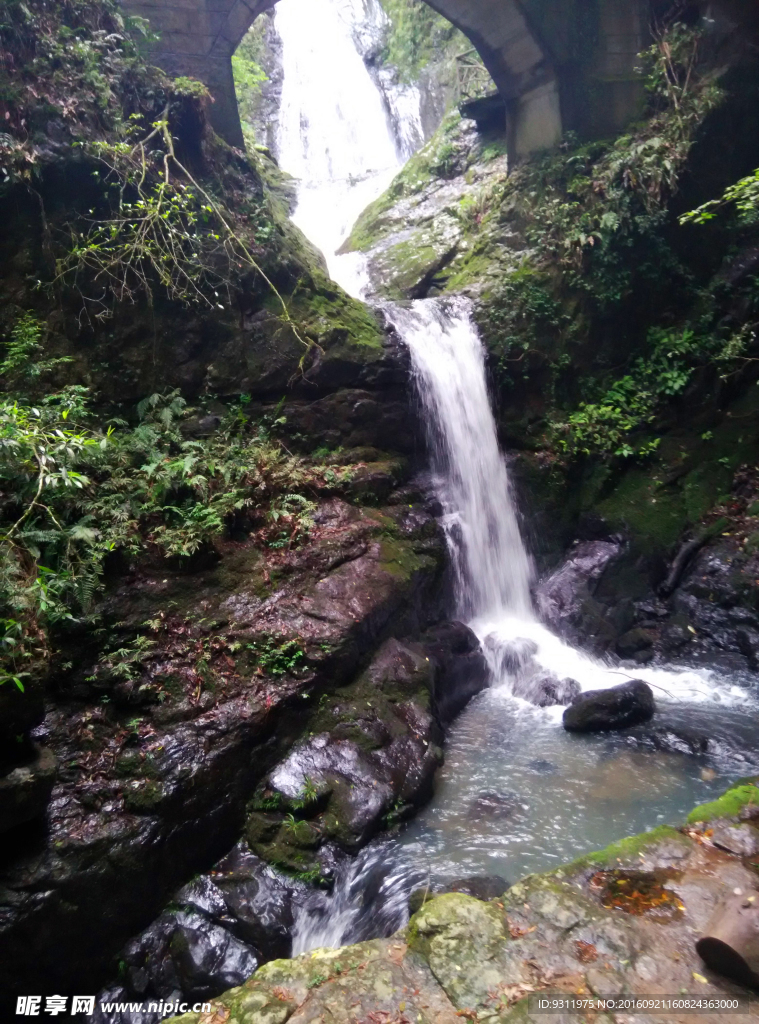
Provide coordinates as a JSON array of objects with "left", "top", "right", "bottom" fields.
[
  {"left": 396, "top": 683, "right": 759, "bottom": 885},
  {"left": 292, "top": 664, "right": 759, "bottom": 954}
]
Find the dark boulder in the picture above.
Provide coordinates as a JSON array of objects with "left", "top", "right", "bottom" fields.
[
  {"left": 112, "top": 908, "right": 258, "bottom": 1003},
  {"left": 189, "top": 843, "right": 298, "bottom": 960},
  {"left": 419, "top": 620, "right": 489, "bottom": 723},
  {"left": 563, "top": 680, "right": 655, "bottom": 733},
  {"left": 616, "top": 627, "right": 655, "bottom": 659},
  {"left": 669, "top": 538, "right": 759, "bottom": 672},
  {"left": 244, "top": 625, "right": 485, "bottom": 872},
  {"left": 0, "top": 498, "right": 445, "bottom": 999},
  {"left": 408, "top": 874, "right": 509, "bottom": 915},
  {"left": 446, "top": 875, "right": 509, "bottom": 901},
  {"left": 92, "top": 843, "right": 304, "bottom": 1015},
  {"left": 535, "top": 539, "right": 622, "bottom": 650}
]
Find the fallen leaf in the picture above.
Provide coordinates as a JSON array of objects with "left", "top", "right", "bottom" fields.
[
  {"left": 575, "top": 940, "right": 598, "bottom": 964},
  {"left": 693, "top": 972, "right": 709, "bottom": 984}
]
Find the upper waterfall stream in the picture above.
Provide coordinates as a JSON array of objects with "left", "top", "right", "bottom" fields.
[
  {"left": 270, "top": 0, "right": 759, "bottom": 957},
  {"left": 275, "top": 0, "right": 421, "bottom": 297}
]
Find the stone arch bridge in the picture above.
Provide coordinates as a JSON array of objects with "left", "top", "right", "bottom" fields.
[{"left": 121, "top": 0, "right": 652, "bottom": 158}]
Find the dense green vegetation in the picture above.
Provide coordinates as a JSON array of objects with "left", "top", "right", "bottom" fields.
[
  {"left": 377, "top": 0, "right": 463, "bottom": 82},
  {"left": 231, "top": 18, "right": 269, "bottom": 150},
  {"left": 682, "top": 166, "right": 759, "bottom": 226},
  {"left": 0, "top": 316, "right": 358, "bottom": 691},
  {"left": 472, "top": 26, "right": 759, "bottom": 463},
  {"left": 0, "top": 0, "right": 375, "bottom": 693}
]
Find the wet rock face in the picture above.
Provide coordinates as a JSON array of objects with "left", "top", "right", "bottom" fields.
[
  {"left": 563, "top": 680, "right": 656, "bottom": 733},
  {"left": 535, "top": 539, "right": 623, "bottom": 652},
  {"left": 169, "top": 809, "right": 759, "bottom": 1024},
  {"left": 420, "top": 620, "right": 489, "bottom": 723},
  {"left": 0, "top": 744, "right": 57, "bottom": 834},
  {"left": 244, "top": 621, "right": 486, "bottom": 870},
  {"left": 672, "top": 538, "right": 759, "bottom": 671},
  {"left": 92, "top": 844, "right": 306, "bottom": 1015},
  {"left": 342, "top": 115, "right": 512, "bottom": 302},
  {"left": 534, "top": 499, "right": 759, "bottom": 674},
  {"left": 0, "top": 498, "right": 448, "bottom": 998}
]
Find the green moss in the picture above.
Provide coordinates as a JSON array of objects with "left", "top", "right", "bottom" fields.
[
  {"left": 373, "top": 238, "right": 448, "bottom": 300},
  {"left": 343, "top": 113, "right": 468, "bottom": 254},
  {"left": 114, "top": 750, "right": 160, "bottom": 780},
  {"left": 377, "top": 0, "right": 465, "bottom": 83},
  {"left": 123, "top": 781, "right": 163, "bottom": 813},
  {"left": 563, "top": 825, "right": 689, "bottom": 872},
  {"left": 591, "top": 469, "right": 688, "bottom": 551},
  {"left": 377, "top": 536, "right": 429, "bottom": 580},
  {"left": 273, "top": 276, "right": 384, "bottom": 352},
  {"left": 687, "top": 784, "right": 759, "bottom": 824}
]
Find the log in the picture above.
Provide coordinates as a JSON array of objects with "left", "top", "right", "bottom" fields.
[{"left": 696, "top": 893, "right": 759, "bottom": 987}]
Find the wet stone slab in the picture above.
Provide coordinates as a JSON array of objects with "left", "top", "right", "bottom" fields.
[{"left": 169, "top": 813, "right": 759, "bottom": 1024}]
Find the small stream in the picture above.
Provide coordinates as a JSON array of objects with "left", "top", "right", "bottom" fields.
[{"left": 270, "top": 0, "right": 759, "bottom": 956}]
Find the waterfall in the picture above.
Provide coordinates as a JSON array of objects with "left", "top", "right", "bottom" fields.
[
  {"left": 275, "top": 0, "right": 421, "bottom": 296},
  {"left": 274, "top": 0, "right": 533, "bottom": 622},
  {"left": 270, "top": 0, "right": 746, "bottom": 963},
  {"left": 384, "top": 299, "right": 534, "bottom": 622},
  {"left": 290, "top": 843, "right": 424, "bottom": 957}
]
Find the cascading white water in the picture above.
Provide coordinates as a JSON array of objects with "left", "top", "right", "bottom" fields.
[
  {"left": 394, "top": 298, "right": 750, "bottom": 708},
  {"left": 383, "top": 299, "right": 533, "bottom": 621},
  {"left": 275, "top": 0, "right": 420, "bottom": 296}
]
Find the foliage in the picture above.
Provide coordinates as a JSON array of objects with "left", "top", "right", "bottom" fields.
[
  {"left": 476, "top": 24, "right": 736, "bottom": 463},
  {"left": 247, "top": 636, "right": 306, "bottom": 677},
  {"left": 0, "top": 0, "right": 316, "bottom": 365},
  {"left": 0, "top": 314, "right": 335, "bottom": 685},
  {"left": 549, "top": 317, "right": 759, "bottom": 460},
  {"left": 480, "top": 266, "right": 573, "bottom": 385},
  {"left": 232, "top": 22, "right": 268, "bottom": 135},
  {"left": 495, "top": 26, "right": 721, "bottom": 305},
  {"left": 54, "top": 104, "right": 311, "bottom": 362},
  {"left": 0, "top": 0, "right": 164, "bottom": 186},
  {"left": 0, "top": 312, "right": 71, "bottom": 387},
  {"left": 378, "top": 0, "right": 462, "bottom": 83},
  {"left": 681, "top": 167, "right": 759, "bottom": 227},
  {"left": 291, "top": 776, "right": 319, "bottom": 809},
  {"left": 267, "top": 493, "right": 317, "bottom": 549}
]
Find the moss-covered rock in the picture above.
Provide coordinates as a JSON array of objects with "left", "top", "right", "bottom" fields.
[
  {"left": 687, "top": 783, "right": 759, "bottom": 825},
  {"left": 341, "top": 114, "right": 514, "bottom": 300},
  {"left": 169, "top": 784, "right": 759, "bottom": 1024}
]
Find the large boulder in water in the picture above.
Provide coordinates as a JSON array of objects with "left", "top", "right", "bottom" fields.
[
  {"left": 419, "top": 621, "right": 489, "bottom": 723},
  {"left": 562, "top": 679, "right": 655, "bottom": 733}
]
